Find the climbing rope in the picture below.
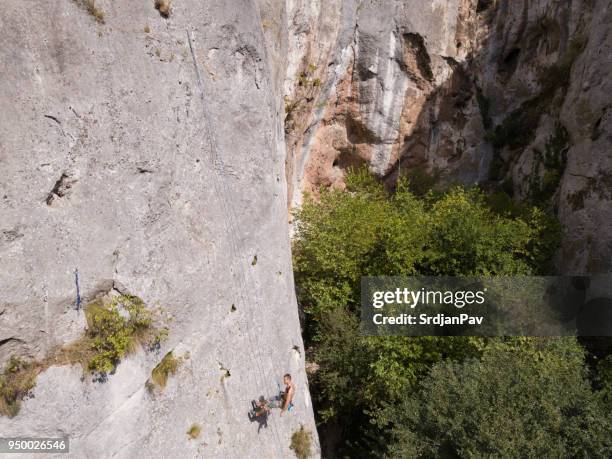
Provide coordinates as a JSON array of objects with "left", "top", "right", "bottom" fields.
[{"left": 186, "top": 30, "right": 286, "bottom": 457}]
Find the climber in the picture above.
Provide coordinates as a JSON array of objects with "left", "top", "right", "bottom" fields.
[
  {"left": 280, "top": 373, "right": 295, "bottom": 416},
  {"left": 248, "top": 396, "right": 270, "bottom": 433},
  {"left": 252, "top": 396, "right": 271, "bottom": 416}
]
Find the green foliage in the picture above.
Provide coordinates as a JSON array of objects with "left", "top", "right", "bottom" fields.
[
  {"left": 583, "top": 338, "right": 612, "bottom": 411},
  {"left": 521, "top": 206, "right": 563, "bottom": 273},
  {"left": 487, "top": 38, "right": 583, "bottom": 182},
  {"left": 0, "top": 295, "right": 168, "bottom": 417},
  {"left": 420, "top": 187, "right": 537, "bottom": 276},
  {"left": 297, "top": 68, "right": 320, "bottom": 90},
  {"left": 596, "top": 354, "right": 612, "bottom": 408},
  {"left": 482, "top": 195, "right": 563, "bottom": 273},
  {"left": 290, "top": 425, "right": 313, "bottom": 459},
  {"left": 293, "top": 169, "right": 562, "bottom": 455},
  {"left": 84, "top": 295, "right": 161, "bottom": 374},
  {"left": 0, "top": 357, "right": 38, "bottom": 417},
  {"left": 485, "top": 190, "right": 521, "bottom": 215},
  {"left": 294, "top": 174, "right": 552, "bottom": 321},
  {"left": 293, "top": 174, "right": 391, "bottom": 319},
  {"left": 312, "top": 308, "right": 485, "bottom": 426},
  {"left": 187, "top": 423, "right": 201, "bottom": 439},
  {"left": 285, "top": 63, "right": 323, "bottom": 131},
  {"left": 284, "top": 97, "right": 300, "bottom": 115},
  {"left": 528, "top": 122, "right": 569, "bottom": 204},
  {"left": 403, "top": 166, "right": 442, "bottom": 197},
  {"left": 378, "top": 338, "right": 611, "bottom": 458},
  {"left": 538, "top": 38, "right": 585, "bottom": 97}
]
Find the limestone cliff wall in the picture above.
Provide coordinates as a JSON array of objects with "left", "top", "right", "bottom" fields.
[
  {"left": 285, "top": 0, "right": 611, "bottom": 273},
  {"left": 1, "top": 1, "right": 610, "bottom": 456},
  {"left": 0, "top": 1, "right": 319, "bottom": 457}
]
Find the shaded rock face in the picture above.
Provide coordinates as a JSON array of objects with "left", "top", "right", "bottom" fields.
[
  {"left": 285, "top": 0, "right": 611, "bottom": 273},
  {"left": 0, "top": 1, "right": 318, "bottom": 457}
]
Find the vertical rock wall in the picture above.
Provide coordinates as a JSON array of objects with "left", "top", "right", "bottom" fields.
[{"left": 0, "top": 0, "right": 319, "bottom": 457}]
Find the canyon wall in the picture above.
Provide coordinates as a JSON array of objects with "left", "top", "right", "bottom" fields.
[
  {"left": 0, "top": 1, "right": 319, "bottom": 457},
  {"left": 0, "top": 1, "right": 610, "bottom": 457},
  {"left": 285, "top": 0, "right": 611, "bottom": 274}
]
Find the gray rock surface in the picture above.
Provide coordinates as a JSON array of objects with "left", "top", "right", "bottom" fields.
[
  {"left": 1, "top": 0, "right": 610, "bottom": 456},
  {"left": 0, "top": 0, "right": 318, "bottom": 457},
  {"left": 556, "top": 0, "right": 612, "bottom": 273}
]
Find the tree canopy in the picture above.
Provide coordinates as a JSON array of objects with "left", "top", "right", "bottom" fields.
[{"left": 292, "top": 169, "right": 608, "bottom": 457}]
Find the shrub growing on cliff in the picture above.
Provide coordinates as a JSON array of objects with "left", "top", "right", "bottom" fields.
[
  {"left": 290, "top": 425, "right": 313, "bottom": 459},
  {"left": 187, "top": 423, "right": 201, "bottom": 439},
  {"left": 148, "top": 351, "right": 182, "bottom": 390},
  {"left": 84, "top": 295, "right": 159, "bottom": 374},
  {"left": 0, "top": 295, "right": 168, "bottom": 417},
  {"left": 0, "top": 357, "right": 38, "bottom": 417},
  {"left": 54, "top": 294, "right": 167, "bottom": 377}
]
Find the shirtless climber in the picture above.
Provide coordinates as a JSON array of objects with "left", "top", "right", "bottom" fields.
[{"left": 280, "top": 373, "right": 295, "bottom": 416}]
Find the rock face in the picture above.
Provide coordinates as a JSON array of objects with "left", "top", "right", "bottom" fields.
[
  {"left": 284, "top": 0, "right": 482, "bottom": 204},
  {"left": 0, "top": 1, "right": 318, "bottom": 457},
  {"left": 284, "top": 0, "right": 611, "bottom": 273},
  {"left": 1, "top": 0, "right": 610, "bottom": 456}
]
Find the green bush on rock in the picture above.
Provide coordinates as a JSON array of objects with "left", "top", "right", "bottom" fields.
[
  {"left": 0, "top": 293, "right": 168, "bottom": 418},
  {"left": 84, "top": 295, "right": 158, "bottom": 374},
  {"left": 0, "top": 357, "right": 38, "bottom": 417},
  {"left": 148, "top": 351, "right": 182, "bottom": 391},
  {"left": 290, "top": 425, "right": 313, "bottom": 459}
]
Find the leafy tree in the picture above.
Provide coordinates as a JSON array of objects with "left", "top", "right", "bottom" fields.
[
  {"left": 377, "top": 338, "right": 611, "bottom": 458},
  {"left": 292, "top": 169, "right": 563, "bottom": 456},
  {"left": 294, "top": 172, "right": 554, "bottom": 322}
]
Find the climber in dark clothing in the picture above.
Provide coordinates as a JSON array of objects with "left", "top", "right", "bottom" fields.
[{"left": 249, "top": 396, "right": 270, "bottom": 432}]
